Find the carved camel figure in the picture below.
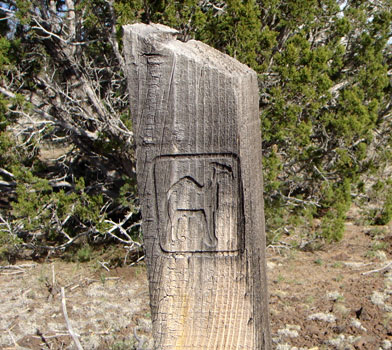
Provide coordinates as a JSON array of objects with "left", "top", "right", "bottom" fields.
[{"left": 166, "top": 162, "right": 234, "bottom": 250}]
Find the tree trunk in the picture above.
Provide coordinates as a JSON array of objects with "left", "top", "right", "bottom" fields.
[{"left": 123, "top": 23, "right": 271, "bottom": 350}]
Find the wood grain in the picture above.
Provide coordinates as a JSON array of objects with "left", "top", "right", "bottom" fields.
[{"left": 124, "top": 23, "right": 271, "bottom": 349}]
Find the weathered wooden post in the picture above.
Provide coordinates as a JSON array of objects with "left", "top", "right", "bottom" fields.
[{"left": 123, "top": 23, "right": 271, "bottom": 349}]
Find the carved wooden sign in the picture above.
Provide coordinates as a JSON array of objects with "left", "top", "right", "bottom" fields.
[{"left": 124, "top": 23, "right": 271, "bottom": 349}]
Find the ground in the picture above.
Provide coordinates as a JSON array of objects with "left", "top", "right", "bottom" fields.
[
  {"left": 1, "top": 213, "right": 392, "bottom": 350},
  {"left": 268, "top": 219, "right": 392, "bottom": 350}
]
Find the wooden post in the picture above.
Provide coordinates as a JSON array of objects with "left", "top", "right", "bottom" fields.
[{"left": 123, "top": 23, "right": 271, "bottom": 350}]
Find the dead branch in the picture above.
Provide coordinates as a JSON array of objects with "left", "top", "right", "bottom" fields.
[
  {"left": 36, "top": 329, "right": 51, "bottom": 349},
  {"left": 32, "top": 333, "right": 70, "bottom": 340},
  {"left": 105, "top": 0, "right": 126, "bottom": 71},
  {"left": 0, "top": 168, "right": 15, "bottom": 179},
  {"left": 22, "top": 232, "right": 89, "bottom": 251},
  {"left": 0, "top": 180, "right": 16, "bottom": 187},
  {"left": 1, "top": 271, "right": 26, "bottom": 276},
  {"left": 0, "top": 263, "right": 37, "bottom": 270},
  {"left": 98, "top": 261, "right": 110, "bottom": 271},
  {"left": 362, "top": 261, "right": 392, "bottom": 275},
  {"left": 128, "top": 254, "right": 145, "bottom": 267},
  {"left": 6, "top": 328, "right": 19, "bottom": 349},
  {"left": 104, "top": 211, "right": 142, "bottom": 246},
  {"left": 134, "top": 327, "right": 151, "bottom": 350},
  {"left": 61, "top": 287, "right": 84, "bottom": 350},
  {"left": 52, "top": 263, "right": 56, "bottom": 286},
  {"left": 0, "top": 214, "right": 19, "bottom": 243}
]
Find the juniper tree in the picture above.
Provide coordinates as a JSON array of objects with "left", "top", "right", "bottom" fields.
[
  {"left": 255, "top": 0, "right": 392, "bottom": 241},
  {"left": 0, "top": 0, "right": 143, "bottom": 258}
]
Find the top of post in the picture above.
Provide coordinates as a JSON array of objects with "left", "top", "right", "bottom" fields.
[
  {"left": 123, "top": 23, "right": 256, "bottom": 78},
  {"left": 126, "top": 23, "right": 179, "bottom": 42}
]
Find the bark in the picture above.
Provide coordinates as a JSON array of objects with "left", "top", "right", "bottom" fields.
[{"left": 123, "top": 23, "right": 271, "bottom": 349}]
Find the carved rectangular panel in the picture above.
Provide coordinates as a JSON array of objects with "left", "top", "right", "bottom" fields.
[{"left": 154, "top": 154, "right": 242, "bottom": 253}]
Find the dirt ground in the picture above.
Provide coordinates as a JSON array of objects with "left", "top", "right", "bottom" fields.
[{"left": 2, "top": 214, "right": 392, "bottom": 350}]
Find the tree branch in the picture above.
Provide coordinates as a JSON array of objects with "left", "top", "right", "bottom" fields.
[{"left": 61, "top": 287, "right": 84, "bottom": 350}]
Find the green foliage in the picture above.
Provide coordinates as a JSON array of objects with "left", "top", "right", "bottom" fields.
[
  {"left": 118, "top": 176, "right": 138, "bottom": 210},
  {"left": 0, "top": 132, "right": 14, "bottom": 168},
  {"left": 366, "top": 227, "right": 386, "bottom": 238},
  {"left": 362, "top": 179, "right": 392, "bottom": 226},
  {"left": 0, "top": 223, "right": 22, "bottom": 261},
  {"left": 257, "top": 0, "right": 392, "bottom": 241},
  {"left": 203, "top": 0, "right": 262, "bottom": 68},
  {"left": 76, "top": 244, "right": 93, "bottom": 262},
  {"left": 0, "top": 0, "right": 142, "bottom": 259},
  {"left": 114, "top": 1, "right": 144, "bottom": 26},
  {"left": 318, "top": 180, "right": 352, "bottom": 241},
  {"left": 148, "top": 0, "right": 207, "bottom": 40},
  {"left": 377, "top": 196, "right": 392, "bottom": 226},
  {"left": 14, "top": 0, "right": 31, "bottom": 24},
  {"left": 365, "top": 239, "right": 388, "bottom": 259},
  {"left": 111, "top": 339, "right": 136, "bottom": 350},
  {"left": 11, "top": 169, "right": 110, "bottom": 243},
  {"left": 314, "top": 258, "right": 323, "bottom": 266}
]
